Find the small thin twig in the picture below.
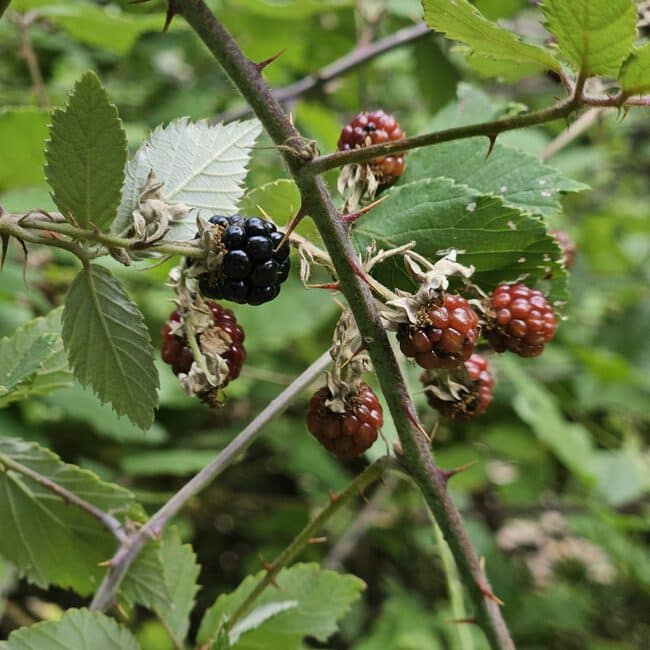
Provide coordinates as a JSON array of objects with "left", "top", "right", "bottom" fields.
[
  {"left": 0, "top": 453, "right": 127, "bottom": 543},
  {"left": 89, "top": 350, "right": 332, "bottom": 612},
  {"left": 213, "top": 22, "right": 431, "bottom": 123},
  {"left": 9, "top": 10, "right": 49, "bottom": 107},
  {"left": 224, "top": 457, "right": 393, "bottom": 634}
]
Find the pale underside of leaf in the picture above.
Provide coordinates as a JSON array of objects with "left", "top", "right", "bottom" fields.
[
  {"left": 61, "top": 264, "right": 158, "bottom": 430},
  {"left": 114, "top": 117, "right": 262, "bottom": 239}
]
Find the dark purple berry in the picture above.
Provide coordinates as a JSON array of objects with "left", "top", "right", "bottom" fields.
[
  {"left": 223, "top": 225, "right": 246, "bottom": 249},
  {"left": 223, "top": 279, "right": 248, "bottom": 303},
  {"left": 248, "top": 285, "right": 278, "bottom": 305},
  {"left": 245, "top": 217, "right": 268, "bottom": 237},
  {"left": 222, "top": 250, "right": 251, "bottom": 280},
  {"left": 250, "top": 259, "right": 279, "bottom": 287},
  {"left": 209, "top": 215, "right": 229, "bottom": 228},
  {"left": 245, "top": 235, "right": 273, "bottom": 262}
]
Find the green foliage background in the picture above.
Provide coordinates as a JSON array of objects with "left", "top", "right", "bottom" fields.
[{"left": 0, "top": 1, "right": 649, "bottom": 648}]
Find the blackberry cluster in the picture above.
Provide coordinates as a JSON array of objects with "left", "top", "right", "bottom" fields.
[
  {"left": 486, "top": 284, "right": 557, "bottom": 357},
  {"left": 197, "top": 215, "right": 290, "bottom": 306},
  {"left": 422, "top": 353, "right": 494, "bottom": 420},
  {"left": 306, "top": 383, "right": 383, "bottom": 459},
  {"left": 337, "top": 110, "right": 406, "bottom": 187},
  {"left": 161, "top": 301, "right": 246, "bottom": 387},
  {"left": 397, "top": 294, "right": 479, "bottom": 370}
]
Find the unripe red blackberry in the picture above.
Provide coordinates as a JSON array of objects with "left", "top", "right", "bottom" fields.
[
  {"left": 486, "top": 284, "right": 557, "bottom": 357},
  {"left": 397, "top": 294, "right": 479, "bottom": 370},
  {"left": 421, "top": 353, "right": 494, "bottom": 420},
  {"left": 549, "top": 229, "right": 577, "bottom": 269},
  {"left": 194, "top": 215, "right": 290, "bottom": 306},
  {"left": 161, "top": 301, "right": 246, "bottom": 388},
  {"left": 306, "top": 383, "right": 383, "bottom": 459},
  {"left": 337, "top": 110, "right": 406, "bottom": 188}
]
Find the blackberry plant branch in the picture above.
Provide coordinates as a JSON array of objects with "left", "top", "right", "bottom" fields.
[
  {"left": 213, "top": 22, "right": 431, "bottom": 124},
  {"left": 0, "top": 452, "right": 127, "bottom": 543},
  {"left": 175, "top": 2, "right": 514, "bottom": 649},
  {"left": 89, "top": 349, "right": 332, "bottom": 612},
  {"left": 225, "top": 457, "right": 394, "bottom": 633}
]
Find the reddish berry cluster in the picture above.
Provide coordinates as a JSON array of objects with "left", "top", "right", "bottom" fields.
[
  {"left": 422, "top": 353, "right": 494, "bottom": 420},
  {"left": 161, "top": 301, "right": 246, "bottom": 386},
  {"left": 337, "top": 110, "right": 406, "bottom": 187},
  {"left": 397, "top": 294, "right": 479, "bottom": 370},
  {"left": 486, "top": 284, "right": 557, "bottom": 357},
  {"left": 306, "top": 383, "right": 383, "bottom": 459}
]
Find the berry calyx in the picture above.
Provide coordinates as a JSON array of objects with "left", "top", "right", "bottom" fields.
[
  {"left": 193, "top": 214, "right": 290, "bottom": 306},
  {"left": 306, "top": 383, "right": 383, "bottom": 459},
  {"left": 161, "top": 301, "right": 246, "bottom": 394},
  {"left": 549, "top": 229, "right": 577, "bottom": 269},
  {"left": 397, "top": 293, "right": 479, "bottom": 370},
  {"left": 421, "top": 353, "right": 494, "bottom": 420},
  {"left": 337, "top": 110, "right": 406, "bottom": 188},
  {"left": 485, "top": 284, "right": 557, "bottom": 357}
]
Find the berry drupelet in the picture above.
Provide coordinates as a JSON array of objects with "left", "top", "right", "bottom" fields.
[
  {"left": 306, "top": 383, "right": 383, "bottom": 459},
  {"left": 422, "top": 353, "right": 494, "bottom": 420},
  {"left": 197, "top": 215, "right": 291, "bottom": 306},
  {"left": 161, "top": 301, "right": 246, "bottom": 387},
  {"left": 337, "top": 110, "right": 406, "bottom": 188},
  {"left": 397, "top": 294, "right": 480, "bottom": 370},
  {"left": 486, "top": 284, "right": 557, "bottom": 357}
]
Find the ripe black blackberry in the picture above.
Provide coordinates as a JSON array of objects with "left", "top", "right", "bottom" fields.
[
  {"left": 161, "top": 302, "right": 246, "bottom": 389},
  {"left": 196, "top": 215, "right": 291, "bottom": 306},
  {"left": 306, "top": 383, "right": 383, "bottom": 459},
  {"left": 397, "top": 293, "right": 480, "bottom": 370},
  {"left": 421, "top": 353, "right": 494, "bottom": 420},
  {"left": 486, "top": 284, "right": 557, "bottom": 357},
  {"left": 337, "top": 110, "right": 406, "bottom": 188}
]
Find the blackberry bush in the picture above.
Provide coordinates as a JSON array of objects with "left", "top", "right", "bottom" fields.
[
  {"left": 307, "top": 383, "right": 383, "bottom": 459},
  {"left": 337, "top": 110, "right": 406, "bottom": 188},
  {"left": 397, "top": 293, "right": 480, "bottom": 370},
  {"left": 195, "top": 215, "right": 291, "bottom": 306},
  {"left": 485, "top": 284, "right": 557, "bottom": 357}
]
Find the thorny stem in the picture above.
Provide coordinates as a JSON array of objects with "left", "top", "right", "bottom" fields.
[
  {"left": 0, "top": 452, "right": 127, "bottom": 543},
  {"left": 213, "top": 22, "right": 431, "bottom": 124},
  {"left": 89, "top": 350, "right": 331, "bottom": 612},
  {"left": 175, "top": 2, "right": 514, "bottom": 648},
  {"left": 224, "top": 457, "right": 393, "bottom": 635}
]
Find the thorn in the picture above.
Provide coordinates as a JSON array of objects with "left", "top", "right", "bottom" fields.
[
  {"left": 478, "top": 583, "right": 504, "bottom": 606},
  {"left": 449, "top": 617, "right": 478, "bottom": 626},
  {"left": 262, "top": 560, "right": 275, "bottom": 572},
  {"left": 115, "top": 603, "right": 129, "bottom": 620},
  {"left": 162, "top": 0, "right": 177, "bottom": 32},
  {"left": 340, "top": 195, "right": 388, "bottom": 223},
  {"left": 339, "top": 343, "right": 366, "bottom": 369},
  {"left": 328, "top": 490, "right": 340, "bottom": 504},
  {"left": 18, "top": 207, "right": 56, "bottom": 225},
  {"left": 255, "top": 49, "right": 286, "bottom": 72},
  {"left": 307, "top": 536, "right": 327, "bottom": 545},
  {"left": 98, "top": 558, "right": 114, "bottom": 567},
  {"left": 393, "top": 440, "right": 403, "bottom": 456},
  {"left": 348, "top": 257, "right": 368, "bottom": 282},
  {"left": 480, "top": 555, "right": 486, "bottom": 571},
  {"left": 485, "top": 134, "right": 498, "bottom": 159},
  {"left": 440, "top": 460, "right": 478, "bottom": 482},
  {"left": 307, "top": 281, "right": 341, "bottom": 291},
  {"left": 357, "top": 488, "right": 369, "bottom": 504},
  {"left": 405, "top": 402, "right": 428, "bottom": 439},
  {"left": 275, "top": 204, "right": 306, "bottom": 251}
]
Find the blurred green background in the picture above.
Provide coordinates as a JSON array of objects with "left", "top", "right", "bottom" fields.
[{"left": 0, "top": 1, "right": 648, "bottom": 648}]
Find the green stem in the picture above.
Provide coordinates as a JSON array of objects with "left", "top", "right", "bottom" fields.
[{"left": 225, "top": 457, "right": 392, "bottom": 632}]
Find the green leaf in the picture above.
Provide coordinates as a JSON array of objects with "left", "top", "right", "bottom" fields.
[
  {"left": 45, "top": 71, "right": 127, "bottom": 230},
  {"left": 122, "top": 529, "right": 200, "bottom": 644},
  {"left": 197, "top": 563, "right": 365, "bottom": 648},
  {"left": 422, "top": 0, "right": 559, "bottom": 77},
  {"left": 115, "top": 118, "right": 261, "bottom": 239},
  {"left": 497, "top": 357, "right": 597, "bottom": 483},
  {"left": 542, "top": 0, "right": 638, "bottom": 76},
  {"left": 351, "top": 178, "right": 567, "bottom": 301},
  {"left": 0, "top": 108, "right": 49, "bottom": 192},
  {"left": 619, "top": 44, "right": 650, "bottom": 96},
  {"left": 0, "top": 308, "right": 72, "bottom": 407},
  {"left": 412, "top": 39, "right": 460, "bottom": 113},
  {"left": 0, "top": 437, "right": 138, "bottom": 594},
  {"left": 61, "top": 264, "right": 158, "bottom": 430},
  {"left": 2, "top": 608, "right": 140, "bottom": 649},
  {"left": 240, "top": 179, "right": 320, "bottom": 242},
  {"left": 400, "top": 138, "right": 586, "bottom": 217}
]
